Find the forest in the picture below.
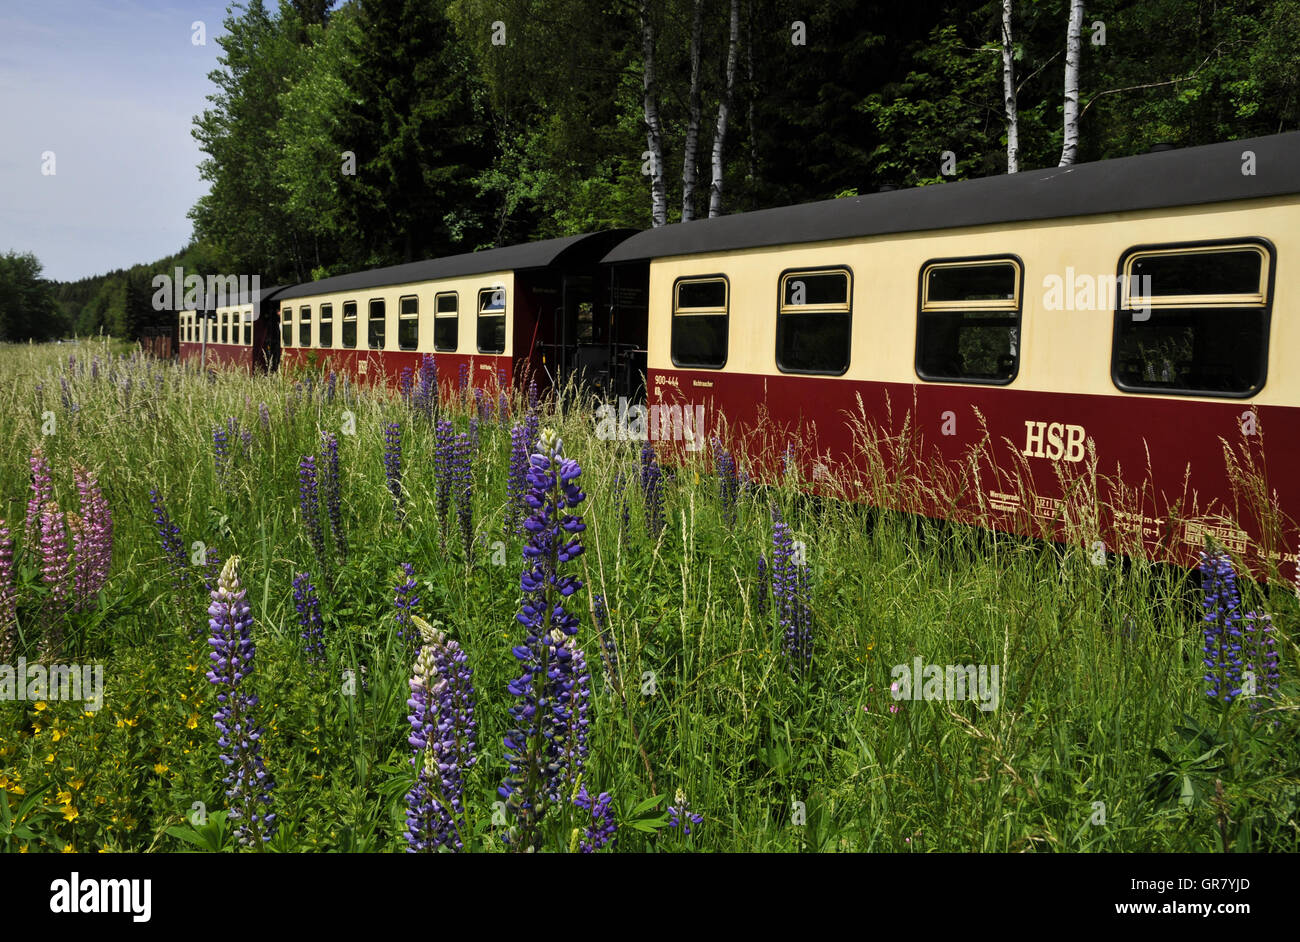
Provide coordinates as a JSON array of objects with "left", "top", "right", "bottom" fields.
[{"left": 12, "top": 0, "right": 1299, "bottom": 340}]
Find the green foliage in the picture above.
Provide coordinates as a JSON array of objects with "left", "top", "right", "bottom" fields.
[{"left": 0, "top": 252, "right": 63, "bottom": 342}]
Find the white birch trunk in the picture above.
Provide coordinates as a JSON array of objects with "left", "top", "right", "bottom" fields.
[
  {"left": 1001, "top": 0, "right": 1019, "bottom": 174},
  {"left": 640, "top": 0, "right": 667, "bottom": 227},
  {"left": 681, "top": 0, "right": 704, "bottom": 222},
  {"left": 707, "top": 0, "right": 740, "bottom": 218},
  {"left": 1059, "top": 0, "right": 1084, "bottom": 166}
]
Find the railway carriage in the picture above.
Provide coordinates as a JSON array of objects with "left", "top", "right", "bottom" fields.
[
  {"left": 177, "top": 284, "right": 285, "bottom": 371},
  {"left": 602, "top": 131, "right": 1300, "bottom": 579}
]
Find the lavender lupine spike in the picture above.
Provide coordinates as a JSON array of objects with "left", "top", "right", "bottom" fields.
[
  {"left": 212, "top": 424, "right": 231, "bottom": 483},
  {"left": 319, "top": 432, "right": 346, "bottom": 563},
  {"left": 498, "top": 390, "right": 509, "bottom": 426},
  {"left": 327, "top": 371, "right": 337, "bottom": 403},
  {"left": 393, "top": 563, "right": 419, "bottom": 643},
  {"left": 573, "top": 785, "right": 617, "bottom": 853},
  {"left": 458, "top": 363, "right": 469, "bottom": 396},
  {"left": 405, "top": 615, "right": 477, "bottom": 852},
  {"left": 1241, "top": 610, "right": 1280, "bottom": 714},
  {"left": 399, "top": 367, "right": 415, "bottom": 405},
  {"left": 640, "top": 441, "right": 664, "bottom": 539},
  {"left": 415, "top": 355, "right": 437, "bottom": 421},
  {"left": 500, "top": 428, "right": 588, "bottom": 845},
  {"left": 383, "top": 422, "right": 404, "bottom": 523},
  {"left": 0, "top": 521, "right": 16, "bottom": 660},
  {"left": 716, "top": 447, "right": 739, "bottom": 528},
  {"left": 26, "top": 448, "right": 53, "bottom": 547},
  {"left": 71, "top": 463, "right": 111, "bottom": 608},
  {"left": 667, "top": 787, "right": 703, "bottom": 835},
  {"left": 772, "top": 510, "right": 813, "bottom": 677},
  {"left": 206, "top": 556, "right": 276, "bottom": 847},
  {"left": 505, "top": 424, "right": 529, "bottom": 534},
  {"left": 1199, "top": 550, "right": 1244, "bottom": 704},
  {"left": 298, "top": 455, "right": 326, "bottom": 566},
  {"left": 293, "top": 572, "right": 325, "bottom": 665},
  {"left": 453, "top": 433, "right": 474, "bottom": 557},
  {"left": 434, "top": 420, "right": 455, "bottom": 534},
  {"left": 39, "top": 501, "right": 71, "bottom": 611}
]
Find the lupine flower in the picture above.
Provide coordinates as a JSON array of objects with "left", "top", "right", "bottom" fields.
[
  {"left": 298, "top": 455, "right": 326, "bottom": 566},
  {"left": 474, "top": 387, "right": 486, "bottom": 420},
  {"left": 1200, "top": 550, "right": 1244, "bottom": 703},
  {"left": 26, "top": 448, "right": 53, "bottom": 547},
  {"left": 39, "top": 501, "right": 71, "bottom": 610},
  {"left": 327, "top": 371, "right": 337, "bottom": 403},
  {"left": 393, "top": 563, "right": 419, "bottom": 643},
  {"left": 383, "top": 422, "right": 404, "bottom": 523},
  {"left": 148, "top": 489, "right": 187, "bottom": 583},
  {"left": 212, "top": 424, "right": 231, "bottom": 483},
  {"left": 500, "top": 428, "right": 589, "bottom": 845},
  {"left": 206, "top": 556, "right": 276, "bottom": 847},
  {"left": 415, "top": 355, "right": 437, "bottom": 421},
  {"left": 593, "top": 594, "right": 619, "bottom": 694},
  {"left": 399, "top": 366, "right": 415, "bottom": 405},
  {"left": 756, "top": 553, "right": 768, "bottom": 616},
  {"left": 319, "top": 432, "right": 346, "bottom": 563},
  {"left": 641, "top": 441, "right": 664, "bottom": 539},
  {"left": 469, "top": 415, "right": 480, "bottom": 455},
  {"left": 667, "top": 788, "right": 703, "bottom": 835},
  {"left": 498, "top": 390, "right": 509, "bottom": 426},
  {"left": 0, "top": 520, "right": 16, "bottom": 660},
  {"left": 573, "top": 785, "right": 617, "bottom": 853},
  {"left": 524, "top": 380, "right": 540, "bottom": 454},
  {"left": 1241, "top": 610, "right": 1280, "bottom": 713},
  {"left": 70, "top": 464, "right": 112, "bottom": 609},
  {"left": 227, "top": 417, "right": 250, "bottom": 462},
  {"left": 505, "top": 424, "right": 529, "bottom": 535},
  {"left": 434, "top": 420, "right": 455, "bottom": 534},
  {"left": 405, "top": 615, "right": 477, "bottom": 852},
  {"left": 716, "top": 447, "right": 739, "bottom": 528},
  {"left": 293, "top": 572, "right": 324, "bottom": 664},
  {"left": 258, "top": 401, "right": 270, "bottom": 431},
  {"left": 453, "top": 433, "right": 474, "bottom": 557},
  {"left": 552, "top": 637, "right": 592, "bottom": 788},
  {"left": 772, "top": 509, "right": 813, "bottom": 677},
  {"left": 458, "top": 363, "right": 469, "bottom": 395}
]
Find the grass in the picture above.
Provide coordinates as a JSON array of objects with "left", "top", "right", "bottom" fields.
[{"left": 0, "top": 338, "right": 1295, "bottom": 852}]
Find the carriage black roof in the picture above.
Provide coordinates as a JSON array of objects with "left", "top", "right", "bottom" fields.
[
  {"left": 274, "top": 230, "right": 636, "bottom": 302},
  {"left": 602, "top": 132, "right": 1300, "bottom": 263}
]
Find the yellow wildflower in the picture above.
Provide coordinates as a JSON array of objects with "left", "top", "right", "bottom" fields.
[
  {"left": 62, "top": 806, "right": 79, "bottom": 823},
  {"left": 61, "top": 844, "right": 74, "bottom": 853},
  {"left": 153, "top": 763, "right": 168, "bottom": 775},
  {"left": 34, "top": 701, "right": 47, "bottom": 712},
  {"left": 56, "top": 790, "right": 73, "bottom": 806},
  {"left": 51, "top": 729, "right": 63, "bottom": 742},
  {"left": 186, "top": 714, "right": 199, "bottom": 729}
]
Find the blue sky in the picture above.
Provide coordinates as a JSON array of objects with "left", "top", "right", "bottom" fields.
[{"left": 0, "top": 0, "right": 236, "bottom": 281}]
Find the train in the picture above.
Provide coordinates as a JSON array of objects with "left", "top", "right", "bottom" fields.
[{"left": 178, "top": 131, "right": 1300, "bottom": 580}]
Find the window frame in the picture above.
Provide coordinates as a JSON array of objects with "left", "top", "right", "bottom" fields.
[
  {"left": 915, "top": 254, "right": 1024, "bottom": 386},
  {"left": 476, "top": 285, "right": 507, "bottom": 355},
  {"left": 434, "top": 291, "right": 459, "bottom": 353},
  {"left": 282, "top": 307, "right": 293, "bottom": 347},
  {"left": 318, "top": 303, "right": 333, "bottom": 348},
  {"left": 1110, "top": 237, "right": 1274, "bottom": 399},
  {"left": 775, "top": 266, "right": 853, "bottom": 376},
  {"left": 670, "top": 274, "right": 730, "bottom": 370},
  {"left": 398, "top": 294, "right": 420, "bottom": 351},
  {"left": 367, "top": 298, "right": 386, "bottom": 350},
  {"left": 299, "top": 305, "right": 312, "bottom": 347},
  {"left": 341, "top": 301, "right": 358, "bottom": 349}
]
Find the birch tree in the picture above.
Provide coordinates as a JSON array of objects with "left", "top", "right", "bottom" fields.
[
  {"left": 1059, "top": 0, "right": 1084, "bottom": 166},
  {"left": 640, "top": 0, "right": 668, "bottom": 228},
  {"left": 707, "top": 0, "right": 740, "bottom": 218},
  {"left": 681, "top": 0, "right": 704, "bottom": 222},
  {"left": 1000, "top": 0, "right": 1019, "bottom": 173}
]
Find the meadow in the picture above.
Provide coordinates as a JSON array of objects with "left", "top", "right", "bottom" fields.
[{"left": 0, "top": 338, "right": 1295, "bottom": 853}]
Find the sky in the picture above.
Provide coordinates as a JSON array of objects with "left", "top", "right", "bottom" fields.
[{"left": 0, "top": 0, "right": 236, "bottom": 282}]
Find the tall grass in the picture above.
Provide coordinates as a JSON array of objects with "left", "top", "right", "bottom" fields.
[{"left": 0, "top": 339, "right": 1295, "bottom": 852}]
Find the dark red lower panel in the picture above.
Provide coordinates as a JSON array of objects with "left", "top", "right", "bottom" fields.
[{"left": 648, "top": 368, "right": 1300, "bottom": 581}]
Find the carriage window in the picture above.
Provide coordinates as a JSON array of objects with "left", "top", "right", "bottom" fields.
[
  {"left": 1113, "top": 242, "right": 1271, "bottom": 397},
  {"left": 671, "top": 277, "right": 728, "bottom": 369},
  {"left": 222, "top": 311, "right": 231, "bottom": 344},
  {"left": 477, "top": 287, "right": 506, "bottom": 354},
  {"left": 342, "top": 301, "right": 357, "bottom": 348},
  {"left": 243, "top": 310, "right": 251, "bottom": 345},
  {"left": 777, "top": 269, "right": 851, "bottom": 374},
  {"left": 368, "top": 299, "right": 385, "bottom": 349},
  {"left": 299, "top": 306, "right": 311, "bottom": 347},
  {"left": 398, "top": 295, "right": 419, "bottom": 351},
  {"left": 435, "top": 292, "right": 458, "bottom": 352},
  {"left": 319, "top": 304, "right": 333, "bottom": 347},
  {"left": 917, "top": 258, "right": 1021, "bottom": 384},
  {"left": 282, "top": 308, "right": 293, "bottom": 347}
]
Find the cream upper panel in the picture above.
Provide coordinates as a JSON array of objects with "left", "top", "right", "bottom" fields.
[
  {"left": 279, "top": 270, "right": 515, "bottom": 357},
  {"left": 647, "top": 196, "right": 1298, "bottom": 406}
]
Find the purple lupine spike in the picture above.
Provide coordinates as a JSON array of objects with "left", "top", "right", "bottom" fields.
[
  {"left": 434, "top": 420, "right": 455, "bottom": 534},
  {"left": 667, "top": 788, "right": 703, "bottom": 835},
  {"left": 148, "top": 489, "right": 188, "bottom": 583},
  {"left": 458, "top": 363, "right": 469, "bottom": 395},
  {"left": 39, "top": 501, "right": 71, "bottom": 607},
  {"left": 415, "top": 355, "right": 437, "bottom": 421},
  {"left": 206, "top": 556, "right": 276, "bottom": 847},
  {"left": 573, "top": 785, "right": 617, "bottom": 853},
  {"left": 716, "top": 446, "right": 739, "bottom": 528},
  {"left": 1199, "top": 550, "right": 1244, "bottom": 703},
  {"left": 393, "top": 563, "right": 418, "bottom": 643},
  {"left": 453, "top": 433, "right": 474, "bottom": 557},
  {"left": 641, "top": 441, "right": 664, "bottom": 539},
  {"left": 500, "top": 428, "right": 589, "bottom": 847},
  {"left": 772, "top": 509, "right": 813, "bottom": 677},
  {"left": 399, "top": 367, "right": 415, "bottom": 406},
  {"left": 383, "top": 422, "right": 404, "bottom": 524},
  {"left": 505, "top": 424, "right": 529, "bottom": 535},
  {"left": 258, "top": 401, "right": 270, "bottom": 431},
  {"left": 498, "top": 390, "right": 509, "bottom": 426},
  {"left": 319, "top": 432, "right": 346, "bottom": 563},
  {"left": 298, "top": 455, "right": 326, "bottom": 566},
  {"left": 0, "top": 520, "right": 17, "bottom": 660},
  {"left": 212, "top": 424, "right": 231, "bottom": 483},
  {"left": 1241, "top": 610, "right": 1280, "bottom": 714},
  {"left": 327, "top": 371, "right": 337, "bottom": 403},
  {"left": 405, "top": 616, "right": 477, "bottom": 852},
  {"left": 474, "top": 387, "right": 487, "bottom": 421},
  {"left": 469, "top": 415, "right": 480, "bottom": 455},
  {"left": 293, "top": 572, "right": 324, "bottom": 665},
  {"left": 26, "top": 447, "right": 53, "bottom": 548}
]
